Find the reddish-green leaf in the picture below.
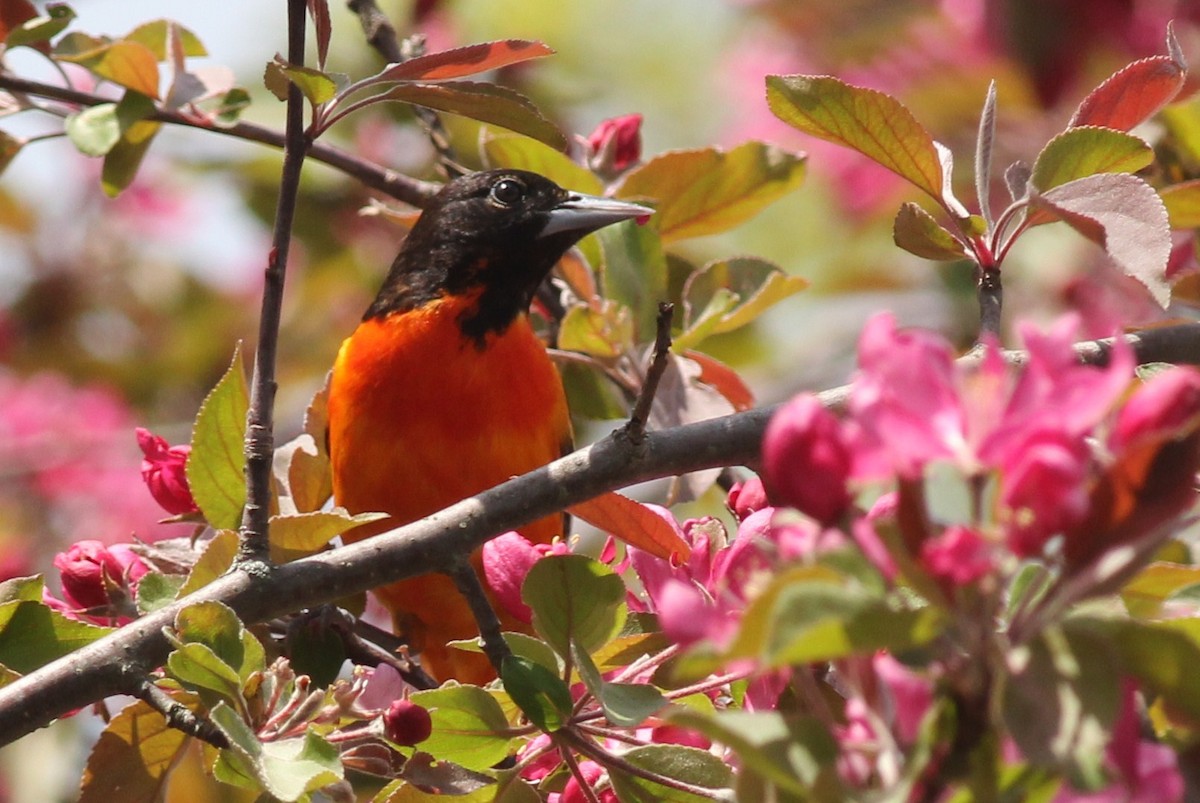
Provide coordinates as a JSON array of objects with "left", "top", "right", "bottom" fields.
[
  {"left": 374, "top": 40, "right": 554, "bottom": 82},
  {"left": 684, "top": 350, "right": 754, "bottom": 412},
  {"left": 4, "top": 3, "right": 73, "bottom": 49},
  {"left": 568, "top": 491, "right": 690, "bottom": 561},
  {"left": 482, "top": 132, "right": 603, "bottom": 194},
  {"left": 615, "top": 142, "right": 805, "bottom": 242},
  {"left": 677, "top": 257, "right": 808, "bottom": 349},
  {"left": 269, "top": 508, "right": 387, "bottom": 558},
  {"left": 101, "top": 92, "right": 161, "bottom": 197},
  {"left": 1159, "top": 179, "right": 1200, "bottom": 228},
  {"left": 1031, "top": 173, "right": 1171, "bottom": 307},
  {"left": 278, "top": 61, "right": 338, "bottom": 105},
  {"left": 373, "top": 80, "right": 564, "bottom": 150},
  {"left": 1069, "top": 31, "right": 1187, "bottom": 131},
  {"left": 80, "top": 699, "right": 191, "bottom": 803},
  {"left": 608, "top": 744, "right": 734, "bottom": 802},
  {"left": 0, "top": 131, "right": 21, "bottom": 177},
  {"left": 893, "top": 202, "right": 969, "bottom": 261},
  {"left": 57, "top": 39, "right": 161, "bottom": 99},
  {"left": 307, "top": 0, "right": 331, "bottom": 69},
  {"left": 187, "top": 345, "right": 249, "bottom": 531},
  {"left": 1121, "top": 562, "right": 1200, "bottom": 618},
  {"left": 178, "top": 529, "right": 238, "bottom": 596},
  {"left": 766, "top": 74, "right": 943, "bottom": 206},
  {"left": 1030, "top": 126, "right": 1153, "bottom": 191}
]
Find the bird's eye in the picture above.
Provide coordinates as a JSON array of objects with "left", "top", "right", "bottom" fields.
[{"left": 489, "top": 178, "right": 525, "bottom": 207}]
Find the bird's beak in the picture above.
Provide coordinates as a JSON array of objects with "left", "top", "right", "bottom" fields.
[{"left": 540, "top": 193, "right": 654, "bottom": 238}]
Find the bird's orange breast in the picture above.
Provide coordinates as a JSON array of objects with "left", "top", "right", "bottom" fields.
[{"left": 327, "top": 291, "right": 570, "bottom": 682}]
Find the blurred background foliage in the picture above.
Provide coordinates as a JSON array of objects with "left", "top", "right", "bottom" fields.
[{"left": 0, "top": 5, "right": 1199, "bottom": 794}]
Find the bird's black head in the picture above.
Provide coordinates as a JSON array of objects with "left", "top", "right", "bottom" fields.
[{"left": 364, "top": 169, "right": 652, "bottom": 342}]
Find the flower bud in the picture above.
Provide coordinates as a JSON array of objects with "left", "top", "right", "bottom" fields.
[
  {"left": 726, "top": 476, "right": 768, "bottom": 521},
  {"left": 383, "top": 699, "right": 432, "bottom": 746},
  {"left": 136, "top": 427, "right": 199, "bottom": 516},
  {"left": 1111, "top": 366, "right": 1200, "bottom": 452},
  {"left": 762, "top": 394, "right": 853, "bottom": 524},
  {"left": 584, "top": 114, "right": 642, "bottom": 175},
  {"left": 54, "top": 540, "right": 148, "bottom": 611}
]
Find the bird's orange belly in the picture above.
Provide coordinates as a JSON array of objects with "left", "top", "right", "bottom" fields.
[{"left": 327, "top": 294, "right": 569, "bottom": 681}]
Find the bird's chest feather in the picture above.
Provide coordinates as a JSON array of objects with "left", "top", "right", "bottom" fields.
[{"left": 328, "top": 294, "right": 569, "bottom": 525}]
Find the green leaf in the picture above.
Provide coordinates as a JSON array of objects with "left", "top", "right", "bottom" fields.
[
  {"left": 1002, "top": 626, "right": 1118, "bottom": 783},
  {"left": 501, "top": 656, "right": 573, "bottom": 732},
  {"left": 452, "top": 631, "right": 561, "bottom": 673},
  {"left": 608, "top": 744, "right": 734, "bottom": 802},
  {"left": 79, "top": 699, "right": 191, "bottom": 803},
  {"left": 187, "top": 344, "right": 249, "bottom": 530},
  {"left": 615, "top": 142, "right": 805, "bottom": 242},
  {"left": 1031, "top": 173, "right": 1171, "bottom": 307},
  {"left": 1121, "top": 562, "right": 1200, "bottom": 618},
  {"left": 269, "top": 508, "right": 387, "bottom": 558},
  {"left": 573, "top": 643, "right": 665, "bottom": 728},
  {"left": 0, "top": 575, "right": 43, "bottom": 604},
  {"left": 167, "top": 642, "right": 245, "bottom": 705},
  {"left": 557, "top": 301, "right": 633, "bottom": 359},
  {"left": 277, "top": 60, "right": 338, "bottom": 105},
  {"left": 212, "top": 87, "right": 252, "bottom": 127},
  {"left": 594, "top": 218, "right": 668, "bottom": 338},
  {"left": 100, "top": 91, "right": 160, "bottom": 197},
  {"left": 178, "top": 529, "right": 238, "bottom": 596},
  {"left": 893, "top": 202, "right": 970, "bottom": 261},
  {"left": 1030, "top": 126, "right": 1154, "bottom": 191},
  {"left": 677, "top": 257, "right": 807, "bottom": 350},
  {"left": 482, "top": 132, "right": 604, "bottom": 195},
  {"left": 766, "top": 74, "right": 946, "bottom": 208},
  {"left": 372, "top": 80, "right": 565, "bottom": 150},
  {"left": 0, "top": 601, "right": 111, "bottom": 675},
  {"left": 523, "top": 555, "right": 626, "bottom": 659},
  {"left": 66, "top": 103, "right": 121, "bottom": 157},
  {"left": 411, "top": 685, "right": 513, "bottom": 771},
  {"left": 667, "top": 708, "right": 838, "bottom": 795},
  {"left": 211, "top": 701, "right": 343, "bottom": 802},
  {"left": 285, "top": 614, "right": 347, "bottom": 688},
  {"left": 5, "top": 4, "right": 75, "bottom": 48},
  {"left": 1158, "top": 179, "right": 1200, "bottom": 228},
  {"left": 124, "top": 19, "right": 207, "bottom": 60},
  {"left": 135, "top": 571, "right": 184, "bottom": 614},
  {"left": 174, "top": 600, "right": 264, "bottom": 681}
]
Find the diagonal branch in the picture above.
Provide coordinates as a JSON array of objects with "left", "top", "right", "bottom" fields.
[{"left": 0, "top": 323, "right": 1195, "bottom": 745}]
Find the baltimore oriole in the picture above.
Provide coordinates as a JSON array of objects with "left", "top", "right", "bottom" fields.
[{"left": 327, "top": 169, "right": 651, "bottom": 683}]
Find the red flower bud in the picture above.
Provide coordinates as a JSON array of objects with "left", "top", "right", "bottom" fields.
[
  {"left": 136, "top": 427, "right": 199, "bottom": 516},
  {"left": 726, "top": 476, "right": 768, "bottom": 521},
  {"left": 1111, "top": 367, "right": 1200, "bottom": 452},
  {"left": 585, "top": 114, "right": 643, "bottom": 174},
  {"left": 54, "top": 540, "right": 148, "bottom": 611},
  {"left": 383, "top": 699, "right": 432, "bottom": 746},
  {"left": 762, "top": 395, "right": 853, "bottom": 525}
]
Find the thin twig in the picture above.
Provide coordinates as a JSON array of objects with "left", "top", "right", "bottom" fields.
[
  {"left": 625, "top": 302, "right": 675, "bottom": 445},
  {"left": 977, "top": 264, "right": 1003, "bottom": 340},
  {"left": 346, "top": 0, "right": 462, "bottom": 177},
  {"left": 0, "top": 72, "right": 440, "bottom": 207},
  {"left": 236, "top": 0, "right": 310, "bottom": 566},
  {"left": 448, "top": 561, "right": 513, "bottom": 676},
  {"left": 0, "top": 323, "right": 1198, "bottom": 744},
  {"left": 131, "top": 676, "right": 230, "bottom": 749}
]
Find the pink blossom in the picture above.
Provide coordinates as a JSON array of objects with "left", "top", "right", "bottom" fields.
[
  {"left": 52, "top": 540, "right": 148, "bottom": 622},
  {"left": 481, "top": 532, "right": 570, "bottom": 624},
  {"left": 1110, "top": 366, "right": 1200, "bottom": 452},
  {"left": 763, "top": 394, "right": 854, "bottom": 523},
  {"left": 872, "top": 652, "right": 932, "bottom": 746},
  {"left": 136, "top": 428, "right": 199, "bottom": 516},
  {"left": 999, "top": 431, "right": 1092, "bottom": 556},
  {"left": 648, "top": 724, "right": 712, "bottom": 750},
  {"left": 726, "top": 476, "right": 768, "bottom": 521},
  {"left": 836, "top": 697, "right": 879, "bottom": 787},
  {"left": 584, "top": 114, "right": 642, "bottom": 174},
  {"left": 920, "top": 525, "right": 996, "bottom": 589},
  {"left": 559, "top": 760, "right": 615, "bottom": 803},
  {"left": 517, "top": 733, "right": 560, "bottom": 782}
]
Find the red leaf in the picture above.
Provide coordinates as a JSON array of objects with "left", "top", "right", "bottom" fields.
[
  {"left": 376, "top": 40, "right": 554, "bottom": 82},
  {"left": 0, "top": 0, "right": 38, "bottom": 41},
  {"left": 307, "top": 0, "right": 331, "bottom": 69},
  {"left": 684, "top": 350, "right": 754, "bottom": 412},
  {"left": 1069, "top": 45, "right": 1186, "bottom": 131},
  {"left": 568, "top": 492, "right": 690, "bottom": 562}
]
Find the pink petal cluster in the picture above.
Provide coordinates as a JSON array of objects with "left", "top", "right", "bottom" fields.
[
  {"left": 762, "top": 395, "right": 853, "bottom": 524},
  {"left": 136, "top": 427, "right": 199, "bottom": 516},
  {"left": 481, "top": 531, "right": 570, "bottom": 624},
  {"left": 49, "top": 539, "right": 149, "bottom": 624}
]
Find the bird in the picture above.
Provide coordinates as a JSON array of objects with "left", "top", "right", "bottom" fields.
[{"left": 327, "top": 169, "right": 652, "bottom": 684}]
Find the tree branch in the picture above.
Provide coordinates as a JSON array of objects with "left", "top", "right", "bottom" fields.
[
  {"left": 0, "top": 323, "right": 1195, "bottom": 745},
  {"left": 237, "top": 0, "right": 309, "bottom": 565},
  {"left": 448, "top": 562, "right": 513, "bottom": 676},
  {"left": 0, "top": 73, "right": 440, "bottom": 208},
  {"left": 625, "top": 302, "right": 674, "bottom": 445}
]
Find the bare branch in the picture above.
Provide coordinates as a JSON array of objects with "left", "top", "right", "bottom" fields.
[
  {"left": 625, "top": 302, "right": 674, "bottom": 445},
  {"left": 448, "top": 561, "right": 512, "bottom": 676},
  {"left": 131, "top": 675, "right": 230, "bottom": 749}
]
